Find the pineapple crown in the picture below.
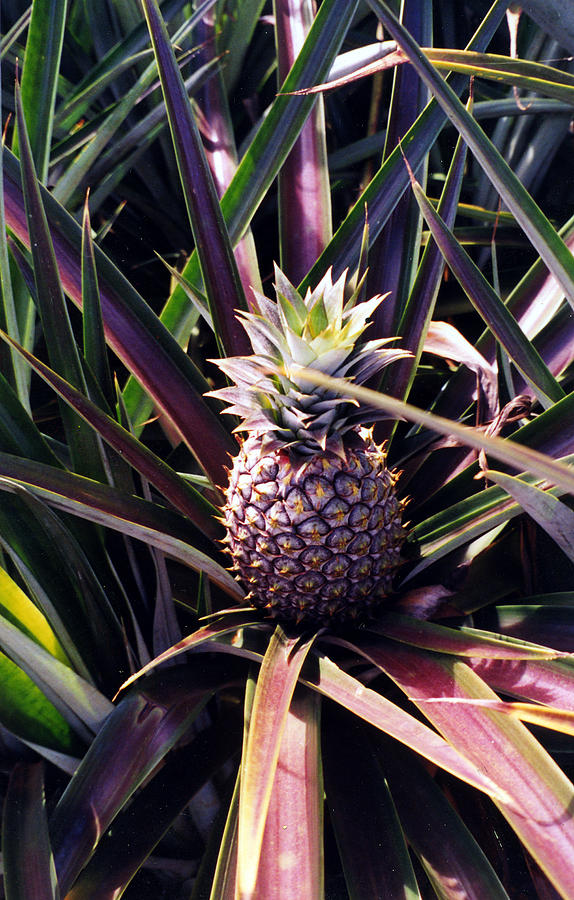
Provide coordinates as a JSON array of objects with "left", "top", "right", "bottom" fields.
[{"left": 209, "top": 265, "right": 410, "bottom": 454}]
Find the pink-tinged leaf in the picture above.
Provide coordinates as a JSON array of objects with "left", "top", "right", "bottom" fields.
[
  {"left": 2, "top": 148, "right": 236, "bottom": 488},
  {"left": 484, "top": 469, "right": 574, "bottom": 563},
  {"left": 424, "top": 320, "right": 498, "bottom": 418},
  {"left": 420, "top": 697, "right": 574, "bottom": 738},
  {"left": 252, "top": 689, "right": 323, "bottom": 899},
  {"left": 115, "top": 613, "right": 259, "bottom": 697},
  {"left": 469, "top": 656, "right": 574, "bottom": 711},
  {"left": 371, "top": 613, "right": 566, "bottom": 659},
  {"left": 237, "top": 627, "right": 317, "bottom": 899},
  {"left": 0, "top": 331, "right": 220, "bottom": 533},
  {"left": 188, "top": 630, "right": 512, "bottom": 803},
  {"left": 381, "top": 737, "right": 510, "bottom": 899},
  {"left": 361, "top": 639, "right": 574, "bottom": 899},
  {"left": 276, "top": 0, "right": 332, "bottom": 282},
  {"left": 2, "top": 763, "right": 60, "bottom": 900},
  {"left": 140, "top": 0, "right": 248, "bottom": 357},
  {"left": 323, "top": 705, "right": 420, "bottom": 900},
  {"left": 286, "top": 48, "right": 407, "bottom": 94},
  {"left": 51, "top": 660, "right": 243, "bottom": 895},
  {"left": 305, "top": 647, "right": 508, "bottom": 803},
  {"left": 193, "top": 15, "right": 262, "bottom": 300}
]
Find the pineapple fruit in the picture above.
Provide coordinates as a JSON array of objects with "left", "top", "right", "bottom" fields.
[{"left": 210, "top": 267, "right": 409, "bottom": 625}]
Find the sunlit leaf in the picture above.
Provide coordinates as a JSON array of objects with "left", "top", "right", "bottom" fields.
[{"left": 237, "top": 627, "right": 317, "bottom": 898}]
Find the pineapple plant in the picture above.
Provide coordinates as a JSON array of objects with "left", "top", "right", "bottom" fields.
[
  {"left": 3, "top": 1, "right": 574, "bottom": 899},
  {"left": 212, "top": 266, "right": 409, "bottom": 624}
]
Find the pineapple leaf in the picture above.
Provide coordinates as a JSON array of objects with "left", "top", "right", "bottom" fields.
[
  {"left": 485, "top": 469, "right": 574, "bottom": 563},
  {"left": 237, "top": 627, "right": 317, "bottom": 897},
  {"left": 2, "top": 763, "right": 60, "bottom": 900},
  {"left": 368, "top": 640, "right": 574, "bottom": 898}
]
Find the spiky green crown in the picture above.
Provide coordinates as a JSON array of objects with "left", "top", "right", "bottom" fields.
[{"left": 209, "top": 266, "right": 409, "bottom": 454}]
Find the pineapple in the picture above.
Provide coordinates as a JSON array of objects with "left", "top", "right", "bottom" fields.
[{"left": 210, "top": 266, "right": 409, "bottom": 625}]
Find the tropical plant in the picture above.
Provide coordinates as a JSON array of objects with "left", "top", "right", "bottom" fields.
[{"left": 1, "top": 0, "right": 574, "bottom": 898}]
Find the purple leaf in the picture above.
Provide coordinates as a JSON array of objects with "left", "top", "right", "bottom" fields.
[
  {"left": 323, "top": 705, "right": 419, "bottom": 900},
  {"left": 141, "top": 0, "right": 249, "bottom": 357},
  {"left": 360, "top": 638, "right": 574, "bottom": 898},
  {"left": 2, "top": 147, "right": 236, "bottom": 488},
  {"left": 276, "top": 0, "right": 332, "bottom": 282},
  {"left": 381, "top": 737, "right": 509, "bottom": 899},
  {"left": 51, "top": 661, "right": 243, "bottom": 895},
  {"left": 237, "top": 627, "right": 317, "bottom": 898},
  {"left": 2, "top": 762, "right": 60, "bottom": 900},
  {"left": 0, "top": 331, "right": 220, "bottom": 534},
  {"left": 252, "top": 689, "right": 323, "bottom": 899}
]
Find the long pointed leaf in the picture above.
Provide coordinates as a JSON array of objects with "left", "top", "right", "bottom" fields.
[
  {"left": 3, "top": 763, "right": 60, "bottom": 900},
  {"left": 363, "top": 638, "right": 574, "bottom": 899},
  {"left": 485, "top": 469, "right": 574, "bottom": 562},
  {"left": 381, "top": 737, "right": 510, "bottom": 900},
  {"left": 50, "top": 662, "right": 242, "bottom": 895},
  {"left": 141, "top": 0, "right": 248, "bottom": 357},
  {"left": 14, "top": 81, "right": 106, "bottom": 481},
  {"left": 0, "top": 331, "right": 220, "bottom": 533},
  {"left": 253, "top": 689, "right": 323, "bottom": 899},
  {"left": 237, "top": 627, "right": 317, "bottom": 898},
  {"left": 366, "top": 0, "right": 574, "bottom": 310},
  {"left": 294, "top": 369, "right": 574, "bottom": 495},
  {"left": 17, "top": 0, "right": 67, "bottom": 181},
  {"left": 2, "top": 147, "right": 236, "bottom": 487},
  {"left": 323, "top": 705, "right": 420, "bottom": 900},
  {"left": 408, "top": 172, "right": 564, "bottom": 406}
]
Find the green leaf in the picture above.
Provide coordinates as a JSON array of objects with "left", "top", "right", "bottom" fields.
[
  {"left": 485, "top": 469, "right": 574, "bottom": 563},
  {"left": 423, "top": 49, "right": 574, "bottom": 105},
  {"left": 408, "top": 174, "right": 564, "bottom": 407},
  {"left": 0, "top": 565, "right": 69, "bottom": 664},
  {"left": 0, "top": 611, "right": 112, "bottom": 736},
  {"left": 14, "top": 82, "right": 107, "bottom": 482},
  {"left": 17, "top": 0, "right": 67, "bottom": 181},
  {"left": 0, "top": 652, "right": 78, "bottom": 754},
  {"left": 81, "top": 195, "right": 113, "bottom": 407},
  {"left": 366, "top": 0, "right": 574, "bottom": 312},
  {"left": 2, "top": 763, "right": 60, "bottom": 900}
]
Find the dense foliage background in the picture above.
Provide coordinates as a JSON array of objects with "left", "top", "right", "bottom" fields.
[{"left": 1, "top": 1, "right": 574, "bottom": 897}]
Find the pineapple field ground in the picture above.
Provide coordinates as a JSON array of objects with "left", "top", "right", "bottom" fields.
[{"left": 2, "top": 0, "right": 574, "bottom": 897}]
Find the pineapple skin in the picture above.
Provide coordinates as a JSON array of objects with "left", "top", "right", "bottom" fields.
[{"left": 223, "top": 430, "right": 405, "bottom": 625}]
